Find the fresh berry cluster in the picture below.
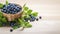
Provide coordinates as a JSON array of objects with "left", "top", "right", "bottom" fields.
[
  {"left": 24, "top": 15, "right": 42, "bottom": 22},
  {"left": 1, "top": 3, "right": 22, "bottom": 14},
  {"left": 29, "top": 15, "right": 36, "bottom": 22},
  {"left": 10, "top": 21, "right": 16, "bottom": 27}
]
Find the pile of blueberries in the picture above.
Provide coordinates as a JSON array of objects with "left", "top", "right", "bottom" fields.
[{"left": 1, "top": 3, "right": 22, "bottom": 14}]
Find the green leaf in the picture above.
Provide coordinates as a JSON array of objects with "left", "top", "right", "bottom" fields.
[
  {"left": 0, "top": 3, "right": 3, "bottom": 9},
  {"left": 25, "top": 22, "right": 29, "bottom": 25},
  {"left": 0, "top": 22, "right": 2, "bottom": 27},
  {"left": 24, "top": 7, "right": 28, "bottom": 11},
  {"left": 0, "top": 12, "right": 2, "bottom": 14},
  {"left": 2, "top": 18, "right": 7, "bottom": 22},
  {"left": 27, "top": 9, "right": 32, "bottom": 15},
  {"left": 18, "top": 19, "right": 25, "bottom": 27},
  {"left": 25, "top": 23, "right": 32, "bottom": 28},
  {"left": 12, "top": 26, "right": 19, "bottom": 29},
  {"left": 6, "top": 0, "right": 9, "bottom": 5},
  {"left": 32, "top": 12, "right": 38, "bottom": 17},
  {"left": 0, "top": 12, "right": 3, "bottom": 17}
]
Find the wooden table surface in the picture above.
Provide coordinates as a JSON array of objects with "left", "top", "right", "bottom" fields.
[{"left": 0, "top": 0, "right": 60, "bottom": 34}]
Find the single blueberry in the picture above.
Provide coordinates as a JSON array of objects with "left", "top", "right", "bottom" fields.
[
  {"left": 10, "top": 23, "right": 15, "bottom": 27},
  {"left": 3, "top": 10, "right": 7, "bottom": 13},
  {"left": 30, "top": 17, "right": 36, "bottom": 22},
  {"left": 13, "top": 9, "right": 16, "bottom": 12},
  {"left": 36, "top": 18, "right": 39, "bottom": 21},
  {"left": 39, "top": 16, "right": 42, "bottom": 19},
  {"left": 3, "top": 7, "right": 7, "bottom": 10},
  {"left": 2, "top": 9, "right": 7, "bottom": 13},
  {"left": 3, "top": 5, "right": 6, "bottom": 7},
  {"left": 10, "top": 29, "right": 13, "bottom": 32},
  {"left": 10, "top": 8, "right": 14, "bottom": 11},
  {"left": 7, "top": 9, "right": 10, "bottom": 12},
  {"left": 7, "top": 5, "right": 10, "bottom": 7}
]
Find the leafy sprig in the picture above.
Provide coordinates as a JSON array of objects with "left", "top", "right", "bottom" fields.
[
  {"left": 0, "top": 12, "right": 7, "bottom": 27},
  {"left": 0, "top": 3, "right": 4, "bottom": 9}
]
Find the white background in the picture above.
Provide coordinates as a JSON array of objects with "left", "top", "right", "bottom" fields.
[{"left": 0, "top": 0, "right": 60, "bottom": 34}]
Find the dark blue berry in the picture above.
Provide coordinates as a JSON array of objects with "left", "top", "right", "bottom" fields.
[
  {"left": 3, "top": 5, "right": 6, "bottom": 7},
  {"left": 36, "top": 18, "right": 39, "bottom": 21},
  {"left": 39, "top": 16, "right": 42, "bottom": 19},
  {"left": 10, "top": 21, "right": 16, "bottom": 27},
  {"left": 30, "top": 18, "right": 35, "bottom": 22},
  {"left": 7, "top": 5, "right": 11, "bottom": 9},
  {"left": 29, "top": 15, "right": 36, "bottom": 22},
  {"left": 10, "top": 29, "right": 13, "bottom": 32}
]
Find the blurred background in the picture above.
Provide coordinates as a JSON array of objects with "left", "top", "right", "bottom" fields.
[{"left": 0, "top": 0, "right": 60, "bottom": 34}]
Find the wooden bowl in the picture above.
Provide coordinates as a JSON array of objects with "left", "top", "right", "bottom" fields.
[{"left": 2, "top": 4, "right": 22, "bottom": 21}]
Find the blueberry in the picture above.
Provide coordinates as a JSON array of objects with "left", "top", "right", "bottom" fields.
[
  {"left": 10, "top": 23, "right": 14, "bottom": 26},
  {"left": 10, "top": 29, "right": 13, "bottom": 32},
  {"left": 36, "top": 18, "right": 39, "bottom": 21},
  {"left": 10, "top": 8, "right": 13, "bottom": 11},
  {"left": 10, "top": 23, "right": 15, "bottom": 27},
  {"left": 39, "top": 16, "right": 42, "bottom": 19},
  {"left": 1, "top": 9, "right": 4, "bottom": 12},
  {"left": 2, "top": 9, "right": 7, "bottom": 13},
  {"left": 7, "top": 5, "right": 11, "bottom": 9},
  {"left": 30, "top": 18, "right": 35, "bottom": 22},
  {"left": 3, "top": 7, "right": 7, "bottom": 10},
  {"left": 10, "top": 21, "right": 16, "bottom": 27},
  {"left": 7, "top": 9, "right": 10, "bottom": 12},
  {"left": 3, "top": 5, "right": 6, "bottom": 7},
  {"left": 29, "top": 16, "right": 36, "bottom": 22},
  {"left": 30, "top": 15, "right": 36, "bottom": 19},
  {"left": 10, "top": 6, "right": 14, "bottom": 8},
  {"left": 13, "top": 9, "right": 16, "bottom": 12},
  {"left": 4, "top": 10, "right": 7, "bottom": 13}
]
